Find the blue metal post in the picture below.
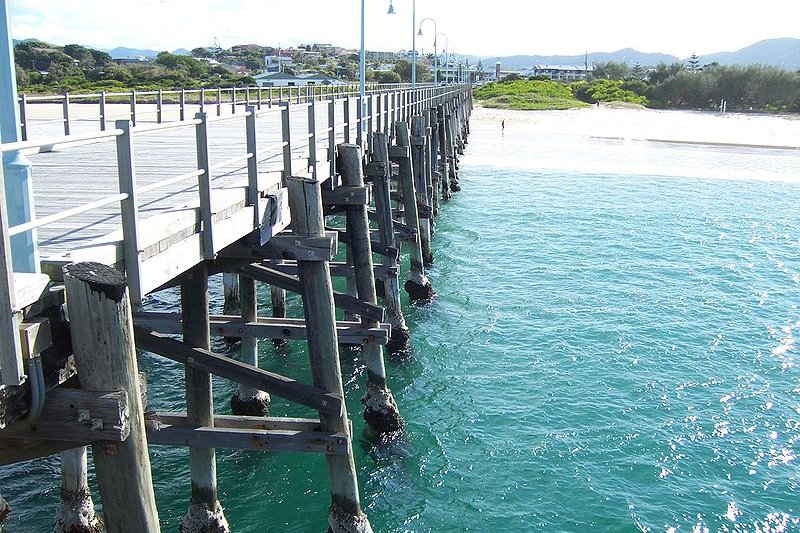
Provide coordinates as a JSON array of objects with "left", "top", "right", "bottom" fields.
[{"left": 0, "top": 0, "right": 37, "bottom": 272}]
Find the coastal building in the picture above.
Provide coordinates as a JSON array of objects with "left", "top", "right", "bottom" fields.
[
  {"left": 253, "top": 71, "right": 344, "bottom": 87},
  {"left": 524, "top": 64, "right": 591, "bottom": 81}
]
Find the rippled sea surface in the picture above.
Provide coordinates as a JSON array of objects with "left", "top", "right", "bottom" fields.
[{"left": 3, "top": 122, "right": 800, "bottom": 532}]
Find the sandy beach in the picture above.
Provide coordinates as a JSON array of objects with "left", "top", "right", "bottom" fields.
[{"left": 471, "top": 103, "right": 800, "bottom": 149}]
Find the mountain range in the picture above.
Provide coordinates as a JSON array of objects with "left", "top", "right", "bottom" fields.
[
  {"left": 13, "top": 37, "right": 800, "bottom": 71},
  {"left": 474, "top": 38, "right": 800, "bottom": 72}
]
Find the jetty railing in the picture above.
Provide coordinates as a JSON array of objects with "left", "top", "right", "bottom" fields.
[
  {"left": 0, "top": 83, "right": 469, "bottom": 378},
  {"left": 17, "top": 82, "right": 433, "bottom": 141}
]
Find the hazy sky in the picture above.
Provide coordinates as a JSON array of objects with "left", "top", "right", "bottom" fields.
[{"left": 8, "top": 0, "right": 800, "bottom": 59}]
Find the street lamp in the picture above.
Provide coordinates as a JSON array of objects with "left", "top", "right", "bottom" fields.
[
  {"left": 418, "top": 17, "right": 437, "bottom": 84},
  {"left": 386, "top": 0, "right": 416, "bottom": 88},
  {"left": 436, "top": 32, "right": 448, "bottom": 84},
  {"left": 359, "top": 0, "right": 367, "bottom": 137}
]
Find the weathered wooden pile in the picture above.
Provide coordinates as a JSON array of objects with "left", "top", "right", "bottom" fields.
[{"left": 0, "top": 85, "right": 471, "bottom": 533}]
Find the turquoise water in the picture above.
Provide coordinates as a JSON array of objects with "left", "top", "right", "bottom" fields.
[{"left": 3, "top": 124, "right": 800, "bottom": 532}]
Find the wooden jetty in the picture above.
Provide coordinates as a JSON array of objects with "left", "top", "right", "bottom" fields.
[{"left": 0, "top": 82, "right": 472, "bottom": 532}]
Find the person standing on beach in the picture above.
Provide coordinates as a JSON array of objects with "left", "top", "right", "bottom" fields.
[{"left": 502, "top": 120, "right": 505, "bottom": 135}]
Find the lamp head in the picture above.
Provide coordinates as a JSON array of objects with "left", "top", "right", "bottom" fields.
[
  {"left": 387, "top": 0, "right": 396, "bottom": 14},
  {"left": 417, "top": 28, "right": 423, "bottom": 36}
]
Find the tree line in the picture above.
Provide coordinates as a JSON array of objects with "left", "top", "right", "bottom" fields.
[
  {"left": 577, "top": 60, "right": 800, "bottom": 112},
  {"left": 12, "top": 40, "right": 434, "bottom": 94}
]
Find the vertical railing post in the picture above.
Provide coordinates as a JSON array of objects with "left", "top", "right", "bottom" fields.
[
  {"left": 257, "top": 85, "right": 262, "bottom": 110},
  {"left": 327, "top": 98, "right": 336, "bottom": 178},
  {"left": 245, "top": 86, "right": 250, "bottom": 107},
  {"left": 375, "top": 93, "right": 381, "bottom": 138},
  {"left": 62, "top": 92, "right": 70, "bottom": 136},
  {"left": 230, "top": 87, "right": 237, "bottom": 114},
  {"left": 343, "top": 96, "right": 351, "bottom": 145},
  {"left": 114, "top": 120, "right": 143, "bottom": 307},
  {"left": 245, "top": 106, "right": 258, "bottom": 227},
  {"left": 200, "top": 87, "right": 206, "bottom": 113},
  {"left": 180, "top": 88, "right": 186, "bottom": 121},
  {"left": 99, "top": 91, "right": 106, "bottom": 132},
  {"left": 194, "top": 112, "right": 214, "bottom": 259},
  {"left": 156, "top": 89, "right": 163, "bottom": 124},
  {"left": 18, "top": 94, "right": 27, "bottom": 141},
  {"left": 216, "top": 87, "right": 222, "bottom": 116},
  {"left": 129, "top": 90, "right": 137, "bottom": 127},
  {"left": 307, "top": 96, "right": 317, "bottom": 181},
  {"left": 0, "top": 159, "right": 24, "bottom": 385}
]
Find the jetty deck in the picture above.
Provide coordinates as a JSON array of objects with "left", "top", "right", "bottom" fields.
[{"left": 0, "top": 83, "right": 473, "bottom": 532}]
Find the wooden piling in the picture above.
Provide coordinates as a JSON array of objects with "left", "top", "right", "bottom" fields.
[
  {"left": 428, "top": 108, "right": 441, "bottom": 220},
  {"left": 180, "top": 263, "right": 229, "bottom": 533},
  {"left": 62, "top": 262, "right": 160, "bottom": 533},
  {"left": 230, "top": 275, "right": 269, "bottom": 416},
  {"left": 394, "top": 122, "right": 435, "bottom": 302},
  {"left": 410, "top": 116, "right": 434, "bottom": 266},
  {"left": 222, "top": 272, "right": 240, "bottom": 315},
  {"left": 285, "top": 177, "right": 372, "bottom": 533},
  {"left": 54, "top": 447, "right": 103, "bottom": 533},
  {"left": 436, "top": 105, "right": 451, "bottom": 201},
  {"left": 337, "top": 144, "right": 403, "bottom": 433},
  {"left": 369, "top": 133, "right": 410, "bottom": 352}
]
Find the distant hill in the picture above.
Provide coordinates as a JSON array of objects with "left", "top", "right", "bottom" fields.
[
  {"left": 471, "top": 49, "right": 680, "bottom": 71},
  {"left": 471, "top": 39, "right": 800, "bottom": 71},
  {"left": 105, "top": 46, "right": 190, "bottom": 59},
  {"left": 697, "top": 38, "right": 800, "bottom": 71}
]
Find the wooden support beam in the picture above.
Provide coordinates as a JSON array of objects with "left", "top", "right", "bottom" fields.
[
  {"left": 260, "top": 232, "right": 338, "bottom": 262},
  {"left": 388, "top": 145, "right": 410, "bottom": 160},
  {"left": 366, "top": 211, "right": 417, "bottom": 242},
  {"left": 262, "top": 260, "right": 398, "bottom": 281},
  {"left": 133, "top": 326, "right": 343, "bottom": 417},
  {"left": 144, "top": 413, "right": 349, "bottom": 456},
  {"left": 321, "top": 185, "right": 372, "bottom": 206},
  {"left": 134, "top": 312, "right": 390, "bottom": 345},
  {"left": 1, "top": 388, "right": 129, "bottom": 444},
  {"left": 237, "top": 264, "right": 385, "bottom": 323},
  {"left": 333, "top": 228, "right": 400, "bottom": 260},
  {"left": 146, "top": 412, "right": 323, "bottom": 432}
]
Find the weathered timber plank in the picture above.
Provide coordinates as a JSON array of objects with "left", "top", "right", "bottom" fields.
[
  {"left": 133, "top": 326, "right": 343, "bottom": 417},
  {"left": 1, "top": 388, "right": 129, "bottom": 443},
  {"left": 237, "top": 264, "right": 385, "bottom": 322},
  {"left": 145, "top": 412, "right": 322, "bottom": 432},
  {"left": 133, "top": 312, "right": 390, "bottom": 345},
  {"left": 145, "top": 424, "right": 350, "bottom": 455}
]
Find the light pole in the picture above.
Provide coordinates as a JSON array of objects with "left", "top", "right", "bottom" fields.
[
  {"left": 359, "top": 0, "right": 367, "bottom": 136},
  {"left": 436, "top": 32, "right": 448, "bottom": 84},
  {"left": 386, "top": 0, "right": 416, "bottom": 88},
  {"left": 417, "top": 17, "right": 437, "bottom": 84}
]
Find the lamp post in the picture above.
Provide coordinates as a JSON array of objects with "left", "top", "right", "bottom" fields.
[
  {"left": 437, "top": 32, "right": 448, "bottom": 84},
  {"left": 359, "top": 0, "right": 367, "bottom": 135},
  {"left": 417, "top": 17, "right": 437, "bottom": 84},
  {"left": 386, "top": 0, "right": 416, "bottom": 88},
  {"left": 1, "top": 0, "right": 37, "bottom": 272}
]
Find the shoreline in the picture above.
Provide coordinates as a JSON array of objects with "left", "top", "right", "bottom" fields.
[{"left": 470, "top": 103, "right": 800, "bottom": 150}]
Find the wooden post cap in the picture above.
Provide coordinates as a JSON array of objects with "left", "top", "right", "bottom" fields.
[{"left": 62, "top": 262, "right": 127, "bottom": 303}]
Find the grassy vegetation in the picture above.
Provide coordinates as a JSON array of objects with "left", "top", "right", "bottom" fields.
[{"left": 473, "top": 79, "right": 590, "bottom": 110}]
